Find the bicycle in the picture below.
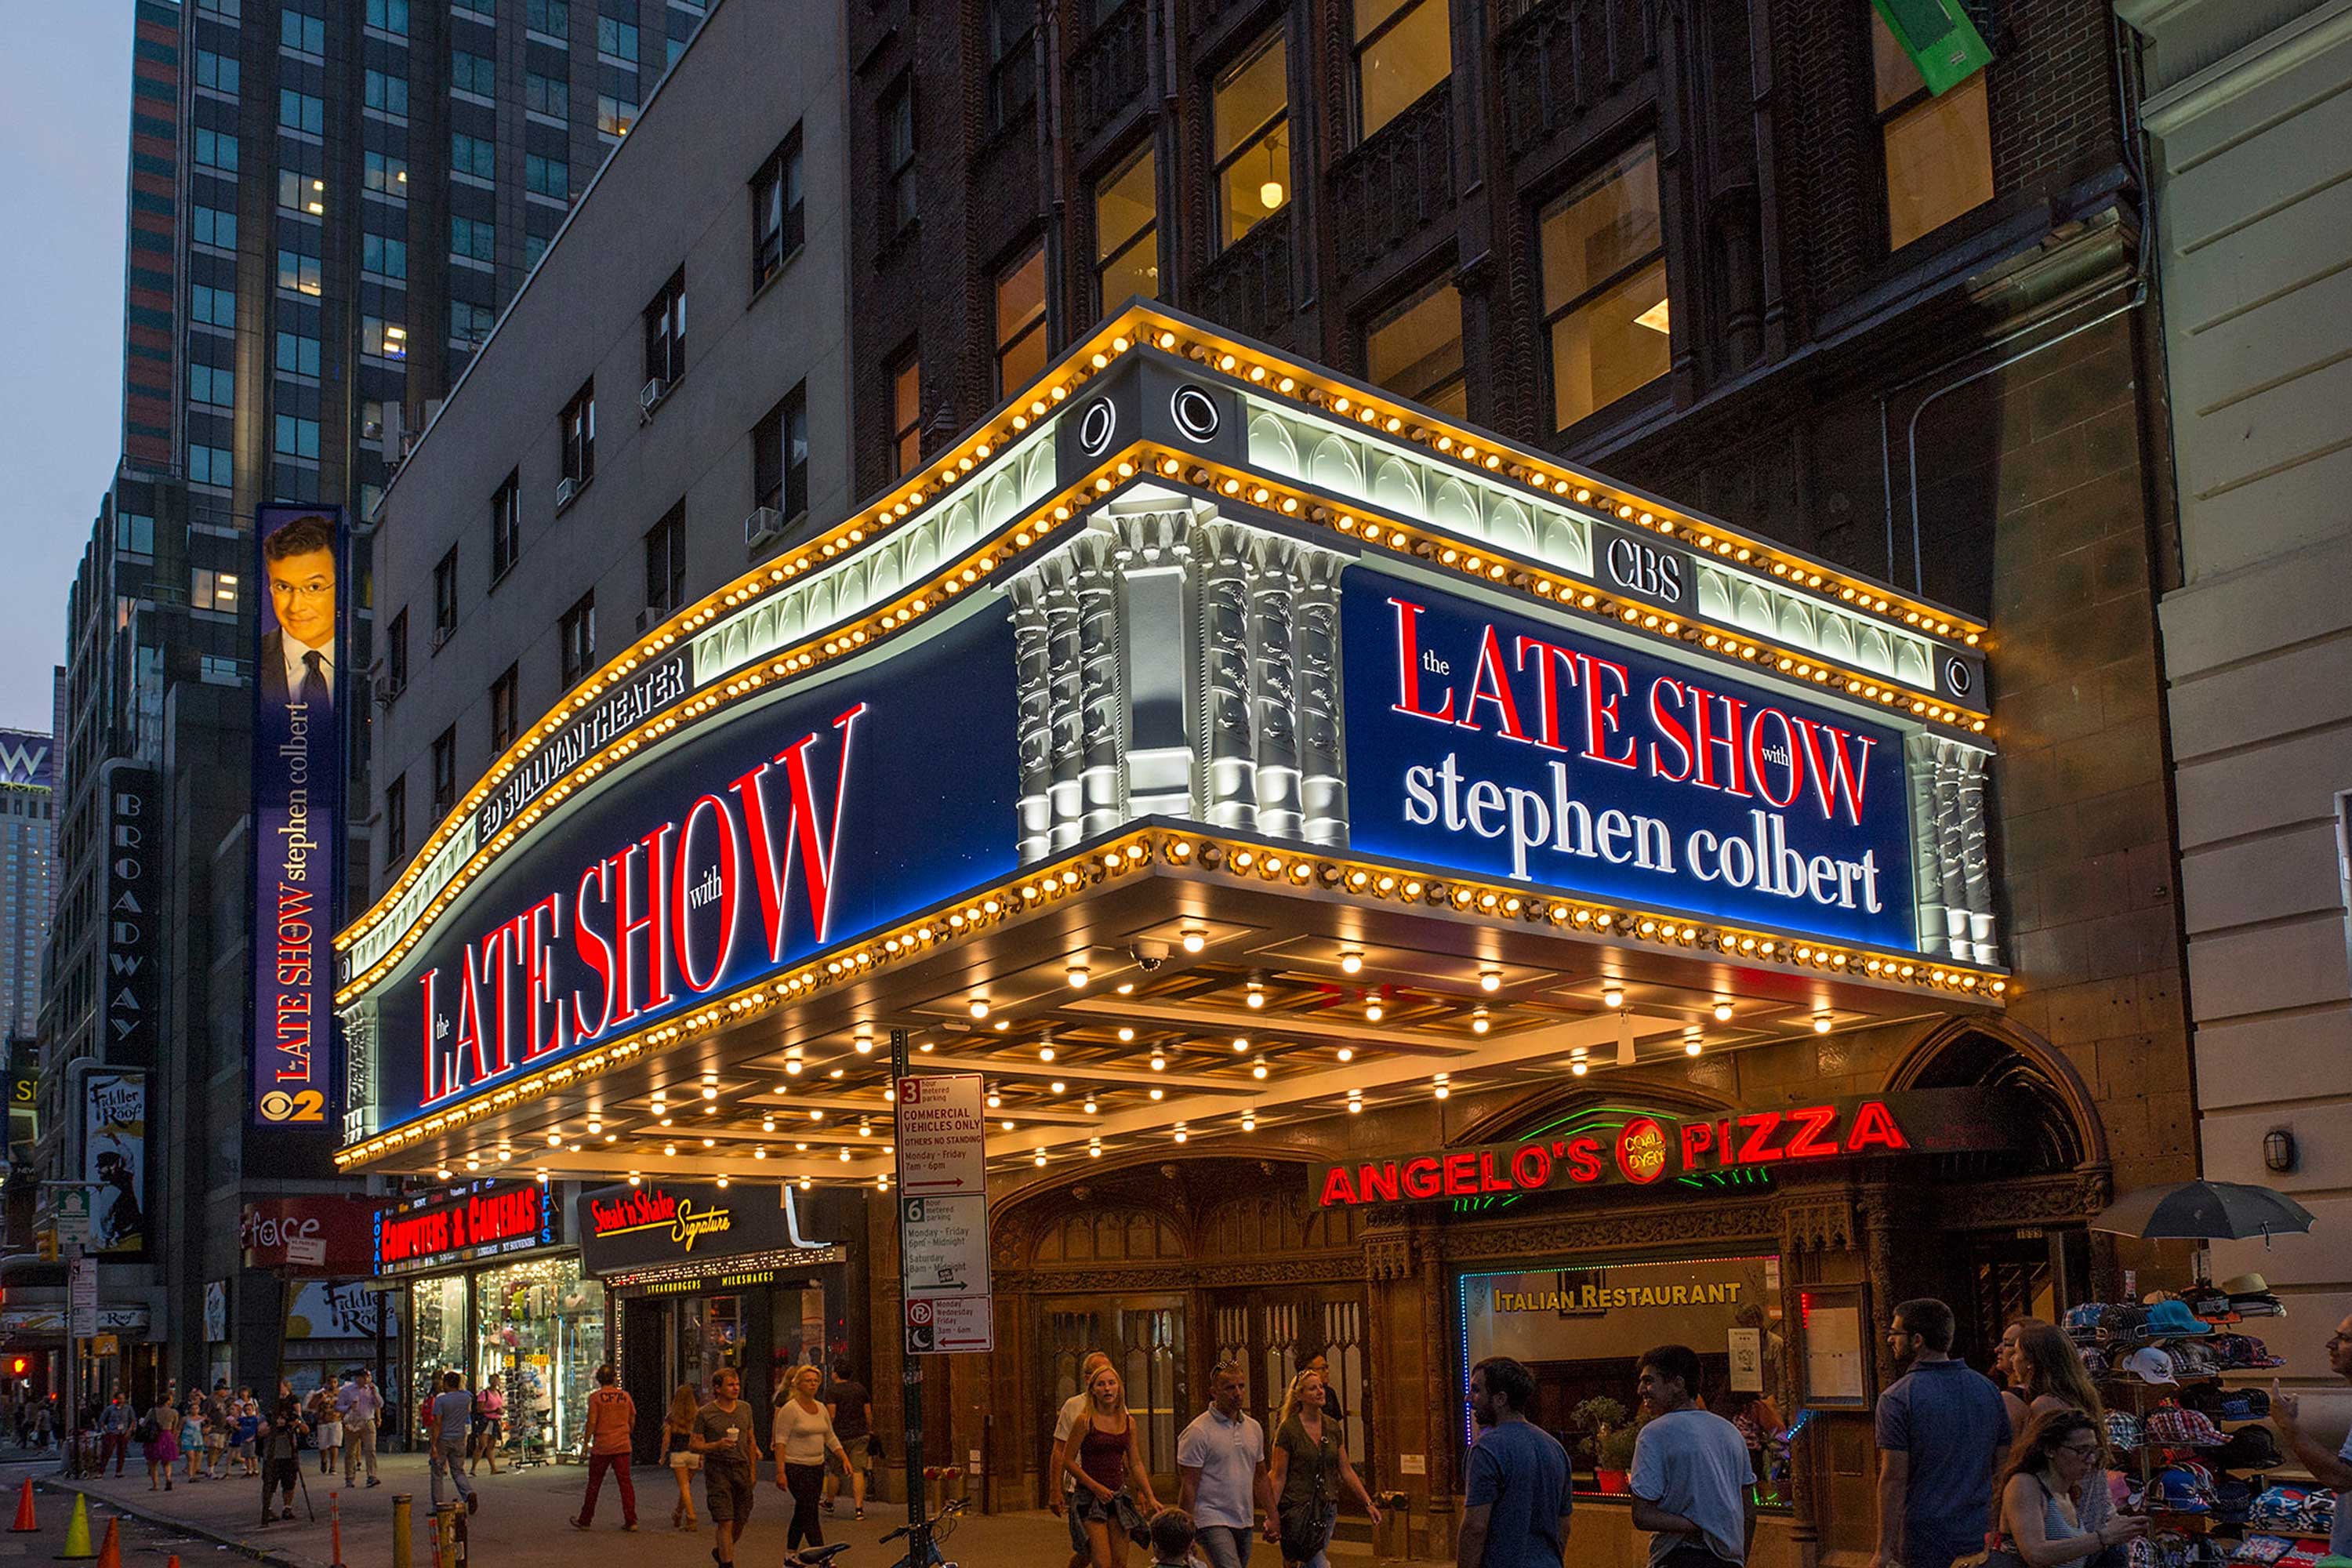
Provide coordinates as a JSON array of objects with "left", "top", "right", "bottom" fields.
[{"left": 789, "top": 1496, "right": 967, "bottom": 1568}]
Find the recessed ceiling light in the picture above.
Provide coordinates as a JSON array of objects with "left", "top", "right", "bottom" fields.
[{"left": 1180, "top": 927, "right": 1207, "bottom": 953}]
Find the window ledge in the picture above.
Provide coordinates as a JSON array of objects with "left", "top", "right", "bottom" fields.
[{"left": 748, "top": 244, "right": 807, "bottom": 309}]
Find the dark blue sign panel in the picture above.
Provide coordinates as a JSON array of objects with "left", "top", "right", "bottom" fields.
[
  {"left": 370, "top": 608, "right": 1019, "bottom": 1136},
  {"left": 254, "top": 503, "right": 346, "bottom": 1128},
  {"left": 1341, "top": 568, "right": 1916, "bottom": 950}
]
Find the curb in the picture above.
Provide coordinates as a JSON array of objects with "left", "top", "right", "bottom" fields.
[{"left": 34, "top": 1477, "right": 319, "bottom": 1568}]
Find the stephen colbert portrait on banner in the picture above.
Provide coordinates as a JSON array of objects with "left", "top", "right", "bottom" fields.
[{"left": 260, "top": 512, "right": 339, "bottom": 712}]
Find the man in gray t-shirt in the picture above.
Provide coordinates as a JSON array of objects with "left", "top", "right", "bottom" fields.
[
  {"left": 690, "top": 1368, "right": 763, "bottom": 1566},
  {"left": 428, "top": 1372, "right": 477, "bottom": 1511},
  {"left": 1630, "top": 1346, "right": 1755, "bottom": 1566}
]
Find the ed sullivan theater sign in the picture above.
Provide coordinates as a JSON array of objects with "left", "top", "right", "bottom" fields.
[
  {"left": 339, "top": 323, "right": 1997, "bottom": 1156},
  {"left": 1308, "top": 1089, "right": 2016, "bottom": 1207}
]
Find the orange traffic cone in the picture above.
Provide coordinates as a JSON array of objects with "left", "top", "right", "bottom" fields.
[
  {"left": 9, "top": 1478, "right": 34, "bottom": 1532},
  {"left": 92, "top": 1519, "right": 119, "bottom": 1568}
]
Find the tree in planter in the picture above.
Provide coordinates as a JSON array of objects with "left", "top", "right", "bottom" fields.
[{"left": 1569, "top": 1396, "right": 1631, "bottom": 1465}]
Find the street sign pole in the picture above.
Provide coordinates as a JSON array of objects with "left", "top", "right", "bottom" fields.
[{"left": 887, "top": 1028, "right": 930, "bottom": 1567}]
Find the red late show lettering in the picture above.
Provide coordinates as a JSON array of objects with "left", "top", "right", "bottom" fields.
[
  {"left": 1389, "top": 599, "right": 1457, "bottom": 724},
  {"left": 417, "top": 707, "right": 865, "bottom": 1110},
  {"left": 1457, "top": 628, "right": 1530, "bottom": 742}
]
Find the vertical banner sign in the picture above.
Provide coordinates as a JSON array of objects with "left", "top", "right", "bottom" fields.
[
  {"left": 252, "top": 503, "right": 345, "bottom": 1127},
  {"left": 83, "top": 1073, "right": 147, "bottom": 1255},
  {"left": 101, "top": 763, "right": 158, "bottom": 1062}
]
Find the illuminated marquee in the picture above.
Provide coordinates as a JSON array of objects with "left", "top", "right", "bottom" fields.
[{"left": 1308, "top": 1089, "right": 2013, "bottom": 1207}]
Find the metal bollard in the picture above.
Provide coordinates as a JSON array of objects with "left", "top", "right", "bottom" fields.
[
  {"left": 452, "top": 1500, "right": 469, "bottom": 1568},
  {"left": 328, "top": 1490, "right": 343, "bottom": 1568},
  {"left": 391, "top": 1494, "right": 412, "bottom": 1568},
  {"left": 432, "top": 1503, "right": 458, "bottom": 1568}
]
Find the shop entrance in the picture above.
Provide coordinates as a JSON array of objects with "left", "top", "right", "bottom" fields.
[
  {"left": 1210, "top": 1287, "right": 1373, "bottom": 1472},
  {"left": 1035, "top": 1294, "right": 1188, "bottom": 1498}
]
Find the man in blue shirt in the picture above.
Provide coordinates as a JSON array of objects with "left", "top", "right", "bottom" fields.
[
  {"left": 1871, "top": 1298, "right": 2009, "bottom": 1568},
  {"left": 1458, "top": 1356, "right": 1570, "bottom": 1568},
  {"left": 2270, "top": 1311, "right": 2352, "bottom": 1563}
]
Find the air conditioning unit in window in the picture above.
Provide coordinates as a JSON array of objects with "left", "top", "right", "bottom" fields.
[
  {"left": 555, "top": 476, "right": 577, "bottom": 510},
  {"left": 372, "top": 674, "right": 402, "bottom": 709},
  {"left": 744, "top": 506, "right": 785, "bottom": 549},
  {"left": 639, "top": 377, "right": 668, "bottom": 420},
  {"left": 362, "top": 419, "right": 383, "bottom": 441}
]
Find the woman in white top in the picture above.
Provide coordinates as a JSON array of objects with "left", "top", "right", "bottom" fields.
[{"left": 772, "top": 1366, "right": 850, "bottom": 1563}]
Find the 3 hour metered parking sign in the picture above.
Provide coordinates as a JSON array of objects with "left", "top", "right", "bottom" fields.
[{"left": 893, "top": 1073, "right": 986, "bottom": 1194}]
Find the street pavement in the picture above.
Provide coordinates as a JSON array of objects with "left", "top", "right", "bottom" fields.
[{"left": 6, "top": 1451, "right": 1387, "bottom": 1567}]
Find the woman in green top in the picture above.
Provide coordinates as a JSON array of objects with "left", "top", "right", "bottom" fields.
[{"left": 1263, "top": 1370, "right": 1380, "bottom": 1568}]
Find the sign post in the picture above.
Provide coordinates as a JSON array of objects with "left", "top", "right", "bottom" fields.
[{"left": 887, "top": 1029, "right": 931, "bottom": 1568}]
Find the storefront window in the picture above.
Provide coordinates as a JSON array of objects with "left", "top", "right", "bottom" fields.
[
  {"left": 1460, "top": 1254, "right": 1790, "bottom": 1503},
  {"left": 474, "top": 1256, "right": 602, "bottom": 1462},
  {"left": 677, "top": 1294, "right": 746, "bottom": 1395},
  {"left": 412, "top": 1275, "right": 470, "bottom": 1394}
]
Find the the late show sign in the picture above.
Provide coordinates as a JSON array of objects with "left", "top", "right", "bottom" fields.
[
  {"left": 1308, "top": 1090, "right": 2010, "bottom": 1208},
  {"left": 367, "top": 612, "right": 1016, "bottom": 1135},
  {"left": 1341, "top": 568, "right": 1917, "bottom": 951},
  {"left": 372, "top": 1178, "right": 557, "bottom": 1275}
]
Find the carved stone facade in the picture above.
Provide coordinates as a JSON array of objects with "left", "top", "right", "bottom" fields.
[{"left": 1004, "top": 503, "right": 1352, "bottom": 861}]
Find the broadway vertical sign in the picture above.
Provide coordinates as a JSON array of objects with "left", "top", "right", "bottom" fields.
[{"left": 252, "top": 504, "right": 344, "bottom": 1128}]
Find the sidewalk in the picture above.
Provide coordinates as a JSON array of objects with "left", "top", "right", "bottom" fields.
[{"left": 16, "top": 1451, "right": 1390, "bottom": 1567}]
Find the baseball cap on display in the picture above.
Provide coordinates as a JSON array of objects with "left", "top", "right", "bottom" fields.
[
  {"left": 2182, "top": 1282, "right": 2233, "bottom": 1319},
  {"left": 2123, "top": 1346, "right": 2181, "bottom": 1385},
  {"left": 2106, "top": 1410, "right": 2146, "bottom": 1454},
  {"left": 2143, "top": 1300, "right": 2218, "bottom": 1339},
  {"left": 2101, "top": 1303, "right": 2154, "bottom": 1341},
  {"left": 2209, "top": 1334, "right": 2285, "bottom": 1370},
  {"left": 2154, "top": 1466, "right": 2213, "bottom": 1512},
  {"left": 2081, "top": 1346, "right": 2113, "bottom": 1380},
  {"left": 2170, "top": 1341, "right": 2224, "bottom": 1378},
  {"left": 2213, "top": 1425, "right": 2284, "bottom": 1472},
  {"left": 2229, "top": 1534, "right": 2296, "bottom": 1566},
  {"left": 2185, "top": 1384, "right": 2270, "bottom": 1421},
  {"left": 2147, "top": 1406, "right": 2226, "bottom": 1447}
]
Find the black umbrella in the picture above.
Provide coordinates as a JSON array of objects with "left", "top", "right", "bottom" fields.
[{"left": 2091, "top": 1180, "right": 2316, "bottom": 1242}]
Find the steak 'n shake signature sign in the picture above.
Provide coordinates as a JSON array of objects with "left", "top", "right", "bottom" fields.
[{"left": 1341, "top": 568, "right": 1917, "bottom": 950}]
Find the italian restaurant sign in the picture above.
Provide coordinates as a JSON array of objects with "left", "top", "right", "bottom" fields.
[
  {"left": 368, "top": 612, "right": 1017, "bottom": 1135},
  {"left": 1309, "top": 1089, "right": 2010, "bottom": 1208},
  {"left": 1342, "top": 568, "right": 1917, "bottom": 950},
  {"left": 372, "top": 1178, "right": 557, "bottom": 1276}
]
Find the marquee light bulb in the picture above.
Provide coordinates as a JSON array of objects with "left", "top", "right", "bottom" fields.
[
  {"left": 986, "top": 1090, "right": 1002, "bottom": 1108},
  {"left": 1570, "top": 1058, "right": 1589, "bottom": 1076},
  {"left": 1180, "top": 927, "right": 1207, "bottom": 953},
  {"left": 1479, "top": 970, "right": 1501, "bottom": 993},
  {"left": 1083, "top": 1098, "right": 1098, "bottom": 1113},
  {"left": 785, "top": 1059, "right": 804, "bottom": 1076},
  {"left": 839, "top": 1148, "right": 851, "bottom": 1161},
  {"left": 1686, "top": 1039, "right": 1704, "bottom": 1056},
  {"left": 546, "top": 1131, "right": 562, "bottom": 1145},
  {"left": 1039, "top": 1044, "right": 1057, "bottom": 1062},
  {"left": 1149, "top": 1087, "right": 1164, "bottom": 1101},
  {"left": 664, "top": 1144, "right": 677, "bottom": 1156},
  {"left": 1067, "top": 959, "right": 1090, "bottom": 989},
  {"left": 859, "top": 1121, "right": 873, "bottom": 1137},
  {"left": 437, "top": 1167, "right": 452, "bottom": 1180},
  {"left": 1602, "top": 984, "right": 1624, "bottom": 1009},
  {"left": 1034, "top": 1152, "right": 1047, "bottom": 1167},
  {"left": 1365, "top": 1001, "right": 1384, "bottom": 1022},
  {"left": 853, "top": 1027, "right": 874, "bottom": 1054},
  {"left": 753, "top": 1149, "right": 766, "bottom": 1160},
  {"left": 628, "top": 1174, "right": 641, "bottom": 1186},
  {"left": 968, "top": 995, "right": 989, "bottom": 1019},
  {"left": 1246, "top": 982, "right": 1265, "bottom": 1008},
  {"left": 1252, "top": 1057, "right": 1269, "bottom": 1080},
  {"left": 1339, "top": 949, "right": 1364, "bottom": 975},
  {"left": 702, "top": 1084, "right": 719, "bottom": 1099},
  {"left": 1713, "top": 1000, "right": 1735, "bottom": 1022},
  {"left": 1242, "top": 1111, "right": 1256, "bottom": 1131},
  {"left": 1472, "top": 1010, "right": 1490, "bottom": 1035},
  {"left": 1050, "top": 1080, "right": 1065, "bottom": 1094},
  {"left": 1117, "top": 1026, "right": 1135, "bottom": 1043},
  {"left": 1337, "top": 1046, "right": 1354, "bottom": 1063},
  {"left": 1150, "top": 1053, "right": 1166, "bottom": 1072},
  {"left": 799, "top": 1178, "right": 811, "bottom": 1191},
  {"left": 1088, "top": 1142, "right": 1103, "bottom": 1159},
  {"left": 716, "top": 1175, "right": 730, "bottom": 1189},
  {"left": 586, "top": 1119, "right": 601, "bottom": 1134},
  {"left": 1434, "top": 1076, "right": 1450, "bottom": 1100},
  {"left": 808, "top": 1109, "right": 824, "bottom": 1121},
  {"left": 1000, "top": 1119, "right": 1014, "bottom": 1131},
  {"left": 1813, "top": 1012, "right": 1834, "bottom": 1033}
]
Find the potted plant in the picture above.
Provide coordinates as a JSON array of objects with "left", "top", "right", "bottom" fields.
[
  {"left": 1595, "top": 1423, "right": 1642, "bottom": 1494},
  {"left": 1570, "top": 1397, "right": 1635, "bottom": 1494}
]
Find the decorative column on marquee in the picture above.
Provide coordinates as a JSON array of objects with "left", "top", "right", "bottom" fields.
[
  {"left": 339, "top": 997, "right": 378, "bottom": 1142},
  {"left": 1249, "top": 533, "right": 1303, "bottom": 840},
  {"left": 1041, "top": 564, "right": 1086, "bottom": 854},
  {"left": 1071, "top": 530, "right": 1127, "bottom": 841},
  {"left": 1905, "top": 734, "right": 1999, "bottom": 966},
  {"left": 1291, "top": 550, "right": 1348, "bottom": 848},
  {"left": 1006, "top": 573, "right": 1057, "bottom": 863},
  {"left": 1196, "top": 521, "right": 1261, "bottom": 833}
]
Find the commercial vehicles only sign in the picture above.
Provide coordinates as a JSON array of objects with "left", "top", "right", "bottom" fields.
[{"left": 893, "top": 1073, "right": 986, "bottom": 1195}]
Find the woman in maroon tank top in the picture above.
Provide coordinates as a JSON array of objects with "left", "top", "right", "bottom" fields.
[{"left": 1061, "top": 1364, "right": 1163, "bottom": 1568}]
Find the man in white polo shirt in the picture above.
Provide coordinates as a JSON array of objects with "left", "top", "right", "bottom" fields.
[{"left": 1178, "top": 1360, "right": 1272, "bottom": 1568}]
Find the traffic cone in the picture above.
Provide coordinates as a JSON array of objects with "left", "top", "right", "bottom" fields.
[
  {"left": 93, "top": 1519, "right": 120, "bottom": 1568},
  {"left": 10, "top": 1478, "right": 36, "bottom": 1532},
  {"left": 56, "top": 1494, "right": 94, "bottom": 1559}
]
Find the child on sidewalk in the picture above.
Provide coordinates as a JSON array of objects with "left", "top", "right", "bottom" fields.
[{"left": 1148, "top": 1507, "right": 1203, "bottom": 1568}]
